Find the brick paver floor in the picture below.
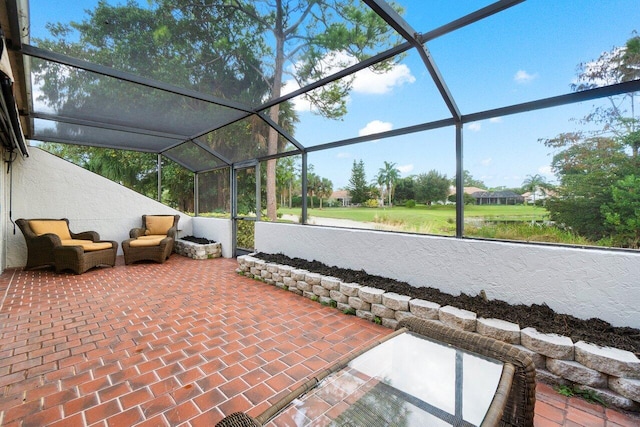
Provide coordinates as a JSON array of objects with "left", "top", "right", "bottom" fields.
[{"left": 0, "top": 256, "right": 638, "bottom": 426}]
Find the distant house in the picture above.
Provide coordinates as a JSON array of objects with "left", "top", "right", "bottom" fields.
[
  {"left": 471, "top": 190, "right": 524, "bottom": 205},
  {"left": 330, "top": 190, "right": 351, "bottom": 207},
  {"left": 522, "top": 187, "right": 557, "bottom": 204}
]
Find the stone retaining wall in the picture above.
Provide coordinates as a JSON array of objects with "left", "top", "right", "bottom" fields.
[
  {"left": 237, "top": 254, "right": 640, "bottom": 412},
  {"left": 174, "top": 239, "right": 221, "bottom": 260}
]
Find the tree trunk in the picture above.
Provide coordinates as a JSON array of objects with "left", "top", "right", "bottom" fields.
[{"left": 266, "top": 0, "right": 285, "bottom": 221}]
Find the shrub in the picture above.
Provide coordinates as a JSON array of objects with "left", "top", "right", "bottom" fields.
[
  {"left": 405, "top": 199, "right": 416, "bottom": 208},
  {"left": 363, "top": 199, "right": 379, "bottom": 208}
]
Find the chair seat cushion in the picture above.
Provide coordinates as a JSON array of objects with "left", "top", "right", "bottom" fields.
[
  {"left": 138, "top": 234, "right": 167, "bottom": 240},
  {"left": 29, "top": 220, "right": 72, "bottom": 240},
  {"left": 61, "top": 239, "right": 113, "bottom": 251},
  {"left": 129, "top": 237, "right": 165, "bottom": 247}
]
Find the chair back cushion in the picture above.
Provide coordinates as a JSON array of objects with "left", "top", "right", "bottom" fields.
[
  {"left": 29, "top": 220, "right": 72, "bottom": 240},
  {"left": 145, "top": 216, "right": 175, "bottom": 236}
]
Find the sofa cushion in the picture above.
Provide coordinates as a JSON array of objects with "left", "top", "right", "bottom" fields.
[
  {"left": 130, "top": 237, "right": 164, "bottom": 247},
  {"left": 61, "top": 239, "right": 113, "bottom": 251},
  {"left": 29, "top": 220, "right": 72, "bottom": 240},
  {"left": 145, "top": 216, "right": 174, "bottom": 236}
]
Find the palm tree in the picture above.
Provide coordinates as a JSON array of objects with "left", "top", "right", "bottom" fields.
[
  {"left": 377, "top": 161, "right": 400, "bottom": 207},
  {"left": 317, "top": 178, "right": 333, "bottom": 209},
  {"left": 522, "top": 174, "right": 548, "bottom": 205}
]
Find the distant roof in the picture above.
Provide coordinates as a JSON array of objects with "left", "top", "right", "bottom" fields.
[
  {"left": 331, "top": 190, "right": 350, "bottom": 199},
  {"left": 472, "top": 190, "right": 523, "bottom": 198}
]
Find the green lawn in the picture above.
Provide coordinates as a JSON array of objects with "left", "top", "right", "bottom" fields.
[{"left": 279, "top": 204, "right": 547, "bottom": 234}]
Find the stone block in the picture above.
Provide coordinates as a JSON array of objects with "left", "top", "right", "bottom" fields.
[
  {"left": 250, "top": 267, "right": 260, "bottom": 276},
  {"left": 520, "top": 328, "right": 574, "bottom": 360},
  {"left": 329, "top": 290, "right": 348, "bottom": 304},
  {"left": 382, "top": 318, "right": 399, "bottom": 329},
  {"left": 291, "top": 269, "right": 308, "bottom": 281},
  {"left": 574, "top": 385, "right": 640, "bottom": 411},
  {"left": 304, "top": 272, "right": 322, "bottom": 286},
  {"left": 275, "top": 282, "right": 286, "bottom": 289},
  {"left": 546, "top": 359, "right": 608, "bottom": 388},
  {"left": 264, "top": 279, "right": 274, "bottom": 286},
  {"left": 303, "top": 291, "right": 317, "bottom": 300},
  {"left": 260, "top": 270, "right": 272, "bottom": 280},
  {"left": 277, "top": 265, "right": 294, "bottom": 277},
  {"left": 535, "top": 369, "right": 571, "bottom": 387},
  {"left": 382, "top": 293, "right": 411, "bottom": 311},
  {"left": 513, "top": 345, "right": 546, "bottom": 369},
  {"left": 371, "top": 304, "right": 395, "bottom": 319},
  {"left": 477, "top": 318, "right": 521, "bottom": 344},
  {"left": 609, "top": 377, "right": 640, "bottom": 403},
  {"left": 439, "top": 306, "right": 477, "bottom": 331},
  {"left": 356, "top": 310, "right": 375, "bottom": 322},
  {"left": 283, "top": 277, "right": 296, "bottom": 288},
  {"left": 254, "top": 259, "right": 266, "bottom": 269},
  {"left": 358, "top": 287, "right": 385, "bottom": 304},
  {"left": 312, "top": 285, "right": 330, "bottom": 297},
  {"left": 271, "top": 273, "right": 281, "bottom": 283},
  {"left": 575, "top": 341, "right": 640, "bottom": 379},
  {"left": 409, "top": 299, "right": 440, "bottom": 320},
  {"left": 348, "top": 297, "right": 371, "bottom": 311},
  {"left": 337, "top": 302, "right": 351, "bottom": 312},
  {"left": 320, "top": 277, "right": 341, "bottom": 291},
  {"left": 288, "top": 288, "right": 303, "bottom": 296},
  {"left": 296, "top": 281, "right": 312, "bottom": 292},
  {"left": 395, "top": 311, "right": 416, "bottom": 323},
  {"left": 266, "top": 263, "right": 279, "bottom": 273},
  {"left": 340, "top": 282, "right": 361, "bottom": 297}
]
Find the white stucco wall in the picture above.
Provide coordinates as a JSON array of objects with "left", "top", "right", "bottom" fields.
[
  {"left": 191, "top": 216, "right": 233, "bottom": 258},
  {"left": 255, "top": 222, "right": 640, "bottom": 329},
  {"left": 4, "top": 147, "right": 193, "bottom": 268}
]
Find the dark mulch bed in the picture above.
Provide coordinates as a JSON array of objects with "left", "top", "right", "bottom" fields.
[
  {"left": 181, "top": 235, "right": 216, "bottom": 244},
  {"left": 254, "top": 252, "right": 640, "bottom": 356}
]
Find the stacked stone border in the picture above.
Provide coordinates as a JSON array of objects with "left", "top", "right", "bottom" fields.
[
  {"left": 237, "top": 255, "right": 640, "bottom": 412},
  {"left": 174, "top": 239, "right": 222, "bottom": 260}
]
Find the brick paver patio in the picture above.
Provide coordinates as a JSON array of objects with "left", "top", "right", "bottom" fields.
[{"left": 0, "top": 256, "right": 638, "bottom": 426}]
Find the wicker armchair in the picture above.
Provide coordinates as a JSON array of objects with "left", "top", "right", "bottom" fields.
[
  {"left": 16, "top": 218, "right": 118, "bottom": 275},
  {"left": 122, "top": 215, "right": 180, "bottom": 265}
]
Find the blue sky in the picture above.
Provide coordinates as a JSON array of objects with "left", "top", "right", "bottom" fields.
[{"left": 28, "top": 0, "right": 640, "bottom": 190}]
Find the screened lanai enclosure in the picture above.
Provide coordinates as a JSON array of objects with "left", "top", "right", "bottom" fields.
[{"left": 2, "top": 0, "right": 640, "bottom": 253}]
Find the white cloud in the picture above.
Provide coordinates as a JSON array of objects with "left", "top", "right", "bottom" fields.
[
  {"left": 352, "top": 63, "right": 415, "bottom": 94},
  {"left": 282, "top": 51, "right": 415, "bottom": 112},
  {"left": 397, "top": 164, "right": 414, "bottom": 174},
  {"left": 359, "top": 120, "right": 393, "bottom": 136},
  {"left": 467, "top": 122, "right": 481, "bottom": 132},
  {"left": 336, "top": 152, "right": 351, "bottom": 159},
  {"left": 481, "top": 157, "right": 492, "bottom": 166},
  {"left": 514, "top": 70, "right": 538, "bottom": 84},
  {"left": 489, "top": 117, "right": 503, "bottom": 123}
]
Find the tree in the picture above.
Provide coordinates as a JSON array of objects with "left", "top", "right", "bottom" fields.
[
  {"left": 415, "top": 170, "right": 450, "bottom": 206},
  {"left": 540, "top": 35, "right": 640, "bottom": 245},
  {"left": 226, "top": 1, "right": 402, "bottom": 220},
  {"left": 35, "top": 0, "right": 271, "bottom": 210},
  {"left": 452, "top": 170, "right": 486, "bottom": 189},
  {"left": 376, "top": 161, "right": 399, "bottom": 207},
  {"left": 601, "top": 174, "right": 640, "bottom": 248},
  {"left": 521, "top": 174, "right": 548, "bottom": 205},
  {"left": 317, "top": 177, "right": 334, "bottom": 209},
  {"left": 393, "top": 176, "right": 415, "bottom": 204},
  {"left": 347, "top": 159, "right": 370, "bottom": 204}
]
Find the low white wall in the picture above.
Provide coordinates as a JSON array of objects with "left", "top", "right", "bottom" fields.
[
  {"left": 191, "top": 217, "right": 233, "bottom": 258},
  {"left": 5, "top": 147, "right": 192, "bottom": 268},
  {"left": 255, "top": 222, "right": 640, "bottom": 329}
]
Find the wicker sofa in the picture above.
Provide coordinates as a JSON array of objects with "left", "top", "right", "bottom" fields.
[
  {"left": 122, "top": 214, "right": 180, "bottom": 265},
  {"left": 16, "top": 218, "right": 118, "bottom": 275}
]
